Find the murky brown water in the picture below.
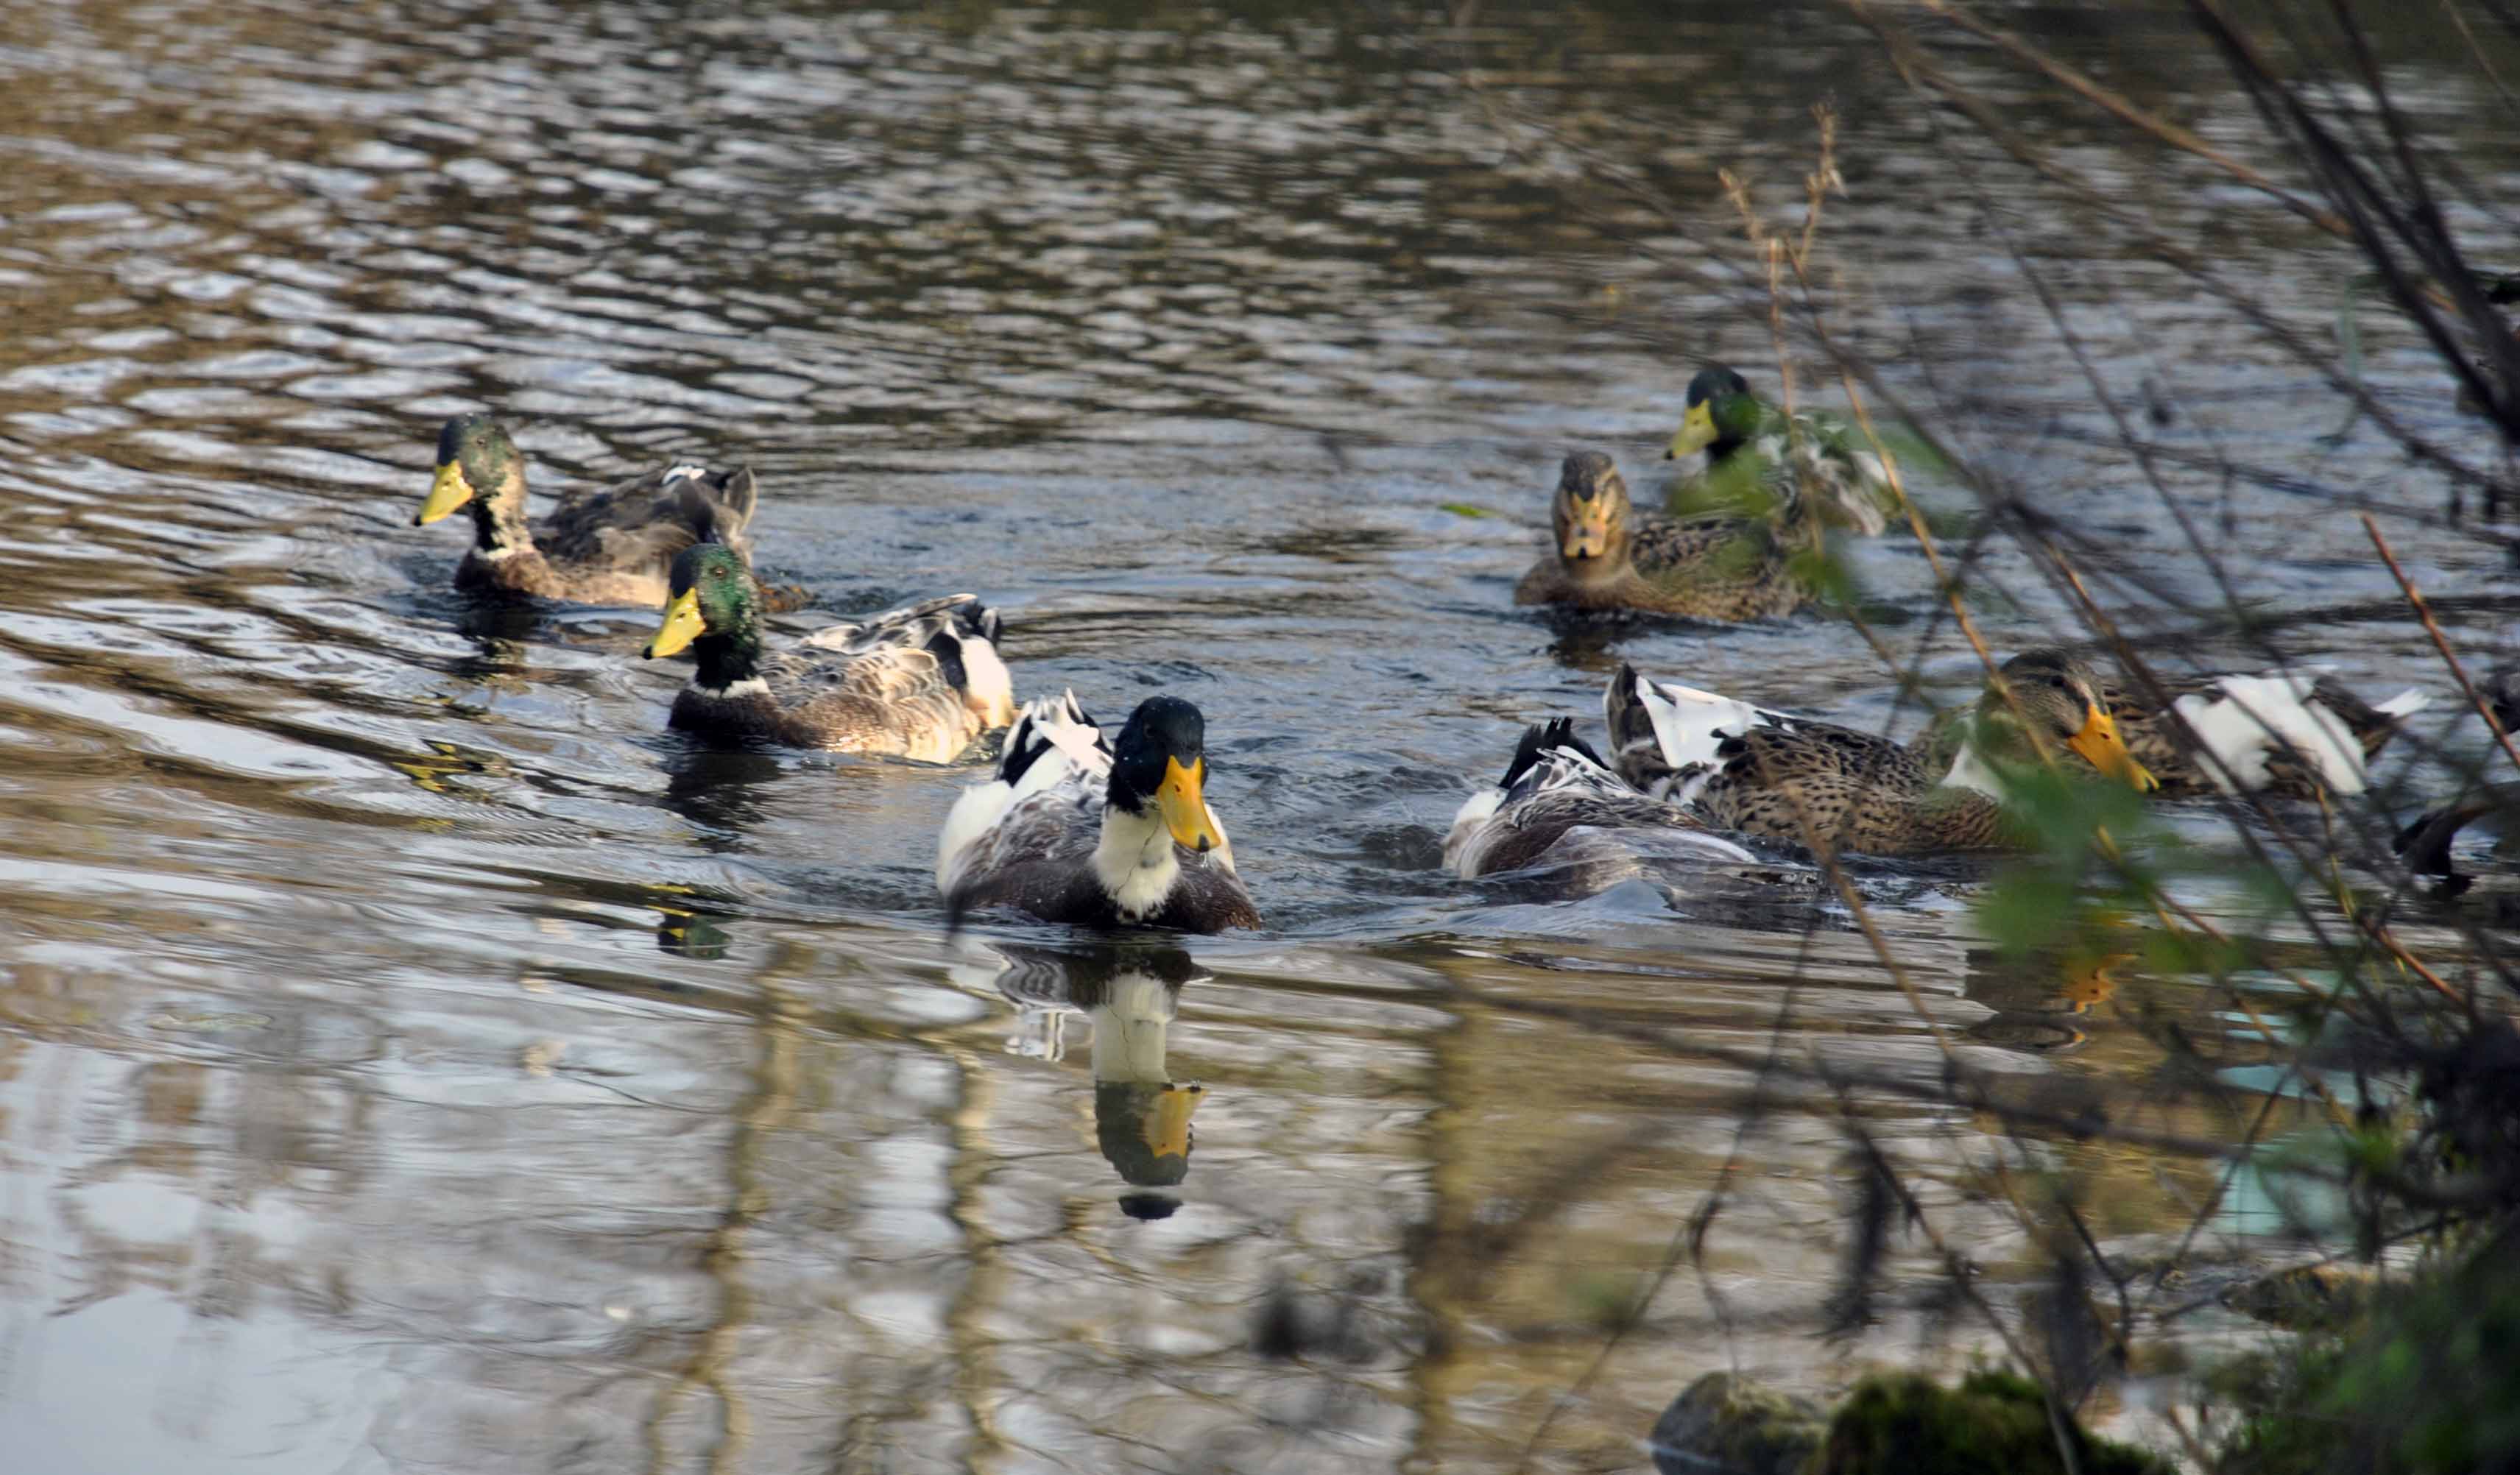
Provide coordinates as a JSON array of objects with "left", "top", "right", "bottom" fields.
[{"left": 2, "top": 1, "right": 2516, "bottom": 1470}]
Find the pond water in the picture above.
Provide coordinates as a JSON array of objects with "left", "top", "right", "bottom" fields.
[{"left": 1, "top": 2, "right": 2514, "bottom": 1471}]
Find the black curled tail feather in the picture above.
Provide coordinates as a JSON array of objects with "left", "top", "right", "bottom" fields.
[
  {"left": 954, "top": 599, "right": 1004, "bottom": 648},
  {"left": 1603, "top": 663, "right": 1676, "bottom": 793},
  {"left": 998, "top": 692, "right": 1098, "bottom": 790},
  {"left": 1499, "top": 716, "right": 1606, "bottom": 790},
  {"left": 923, "top": 628, "right": 970, "bottom": 691}
]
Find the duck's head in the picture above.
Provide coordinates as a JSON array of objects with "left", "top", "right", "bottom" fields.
[
  {"left": 1552, "top": 451, "right": 1631, "bottom": 566},
  {"left": 1667, "top": 364, "right": 1760, "bottom": 460},
  {"left": 643, "top": 542, "right": 753, "bottom": 658},
  {"left": 416, "top": 414, "right": 523, "bottom": 526},
  {"left": 1109, "top": 696, "right": 1225, "bottom": 853},
  {"left": 1983, "top": 650, "right": 2157, "bottom": 791}
]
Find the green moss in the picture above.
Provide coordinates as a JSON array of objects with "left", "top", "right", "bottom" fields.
[
  {"left": 1649, "top": 1372, "right": 1826, "bottom": 1475},
  {"left": 1806, "top": 1370, "right": 2173, "bottom": 1475}
]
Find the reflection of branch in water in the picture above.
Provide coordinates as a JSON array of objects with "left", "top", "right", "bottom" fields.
[
  {"left": 641, "top": 983, "right": 801, "bottom": 1475},
  {"left": 942, "top": 1046, "right": 1012, "bottom": 1465}
]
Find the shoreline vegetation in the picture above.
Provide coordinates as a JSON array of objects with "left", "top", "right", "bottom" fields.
[{"left": 1443, "top": 1, "right": 2520, "bottom": 1468}]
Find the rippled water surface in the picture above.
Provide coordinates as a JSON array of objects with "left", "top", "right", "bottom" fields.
[{"left": 4, "top": 2, "right": 2517, "bottom": 1471}]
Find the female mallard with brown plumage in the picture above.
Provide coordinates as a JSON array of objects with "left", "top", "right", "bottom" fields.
[
  {"left": 413, "top": 414, "right": 761, "bottom": 605},
  {"left": 2092, "top": 671, "right": 2427, "bottom": 799},
  {"left": 642, "top": 542, "right": 1012, "bottom": 761},
  {"left": 936, "top": 692, "right": 1260, "bottom": 933},
  {"left": 1603, "top": 651, "right": 2157, "bottom": 857},
  {"left": 1514, "top": 449, "right": 1884, "bottom": 621}
]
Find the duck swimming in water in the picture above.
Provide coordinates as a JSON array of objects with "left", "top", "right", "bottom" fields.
[
  {"left": 1514, "top": 450, "right": 1872, "bottom": 620},
  {"left": 642, "top": 542, "right": 1012, "bottom": 762},
  {"left": 937, "top": 693, "right": 1261, "bottom": 932},
  {"left": 413, "top": 414, "right": 761, "bottom": 606},
  {"left": 1603, "top": 651, "right": 2156, "bottom": 857}
]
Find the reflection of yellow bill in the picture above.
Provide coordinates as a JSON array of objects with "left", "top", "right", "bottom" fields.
[
  {"left": 2068, "top": 704, "right": 2158, "bottom": 792},
  {"left": 1157, "top": 757, "right": 1221, "bottom": 853},
  {"left": 1143, "top": 1083, "right": 1202, "bottom": 1159},
  {"left": 415, "top": 461, "right": 475, "bottom": 525},
  {"left": 644, "top": 588, "right": 704, "bottom": 659},
  {"left": 1667, "top": 400, "right": 1718, "bottom": 459}
]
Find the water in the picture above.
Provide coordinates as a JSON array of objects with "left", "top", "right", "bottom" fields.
[{"left": 1, "top": 1, "right": 2514, "bottom": 1469}]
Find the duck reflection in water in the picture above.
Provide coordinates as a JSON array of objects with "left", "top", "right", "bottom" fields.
[
  {"left": 658, "top": 743, "right": 787, "bottom": 846},
  {"left": 963, "top": 942, "right": 1207, "bottom": 1214}
]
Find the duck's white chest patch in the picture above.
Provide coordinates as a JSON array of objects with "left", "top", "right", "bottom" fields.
[{"left": 1094, "top": 804, "right": 1179, "bottom": 921}]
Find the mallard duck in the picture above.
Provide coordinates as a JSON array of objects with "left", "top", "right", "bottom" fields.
[
  {"left": 937, "top": 692, "right": 1261, "bottom": 932},
  {"left": 414, "top": 414, "right": 759, "bottom": 605},
  {"left": 1603, "top": 651, "right": 2157, "bottom": 857},
  {"left": 2094, "top": 671, "right": 2428, "bottom": 799},
  {"left": 1444, "top": 718, "right": 1754, "bottom": 880},
  {"left": 1514, "top": 451, "right": 1849, "bottom": 620},
  {"left": 1664, "top": 363, "right": 1895, "bottom": 533},
  {"left": 642, "top": 542, "right": 1012, "bottom": 760}
]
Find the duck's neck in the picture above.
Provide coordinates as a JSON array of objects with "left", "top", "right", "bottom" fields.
[
  {"left": 1093, "top": 800, "right": 1179, "bottom": 922},
  {"left": 465, "top": 472, "right": 536, "bottom": 562},
  {"left": 689, "top": 628, "right": 766, "bottom": 696},
  {"left": 1088, "top": 975, "right": 1176, "bottom": 1084},
  {"left": 1940, "top": 740, "right": 2008, "bottom": 800}
]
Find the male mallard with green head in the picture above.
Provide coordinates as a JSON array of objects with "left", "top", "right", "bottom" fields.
[
  {"left": 643, "top": 542, "right": 1012, "bottom": 762},
  {"left": 1664, "top": 363, "right": 1896, "bottom": 533},
  {"left": 1604, "top": 651, "right": 2157, "bottom": 857},
  {"left": 414, "top": 414, "right": 760, "bottom": 605},
  {"left": 937, "top": 692, "right": 1261, "bottom": 932},
  {"left": 1515, "top": 450, "right": 1852, "bottom": 620}
]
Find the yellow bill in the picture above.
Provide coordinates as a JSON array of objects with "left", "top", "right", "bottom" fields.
[
  {"left": 1156, "top": 755, "right": 1223, "bottom": 853},
  {"left": 2069, "top": 704, "right": 2159, "bottom": 792},
  {"left": 1559, "top": 504, "right": 1614, "bottom": 561},
  {"left": 1142, "top": 1083, "right": 1202, "bottom": 1159},
  {"left": 1666, "top": 400, "right": 1718, "bottom": 460},
  {"left": 643, "top": 587, "right": 705, "bottom": 658},
  {"left": 414, "top": 461, "right": 475, "bottom": 526}
]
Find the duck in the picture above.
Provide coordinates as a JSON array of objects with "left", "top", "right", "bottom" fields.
[
  {"left": 1663, "top": 363, "right": 1896, "bottom": 533},
  {"left": 1602, "top": 651, "right": 2158, "bottom": 857},
  {"left": 414, "top": 414, "right": 760, "bottom": 606},
  {"left": 1444, "top": 718, "right": 1755, "bottom": 880},
  {"left": 1513, "top": 450, "right": 1857, "bottom": 620},
  {"left": 2089, "top": 670, "right": 2429, "bottom": 799},
  {"left": 937, "top": 692, "right": 1261, "bottom": 932},
  {"left": 641, "top": 542, "right": 1013, "bottom": 761}
]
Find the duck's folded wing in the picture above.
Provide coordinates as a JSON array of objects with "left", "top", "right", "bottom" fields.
[{"left": 535, "top": 465, "right": 742, "bottom": 567}]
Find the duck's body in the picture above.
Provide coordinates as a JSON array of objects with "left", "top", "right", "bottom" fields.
[
  {"left": 938, "top": 693, "right": 1260, "bottom": 933},
  {"left": 1514, "top": 452, "right": 1850, "bottom": 621},
  {"left": 416, "top": 415, "right": 761, "bottom": 606},
  {"left": 2103, "top": 671, "right": 2427, "bottom": 799},
  {"left": 1908, "top": 668, "right": 2428, "bottom": 800},
  {"left": 1445, "top": 718, "right": 1754, "bottom": 880},
  {"left": 643, "top": 544, "right": 1012, "bottom": 761},
  {"left": 1662, "top": 364, "right": 1895, "bottom": 534},
  {"left": 1604, "top": 653, "right": 2155, "bottom": 857}
]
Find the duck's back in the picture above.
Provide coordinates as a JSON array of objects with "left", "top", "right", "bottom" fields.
[{"left": 540, "top": 465, "right": 760, "bottom": 601}]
